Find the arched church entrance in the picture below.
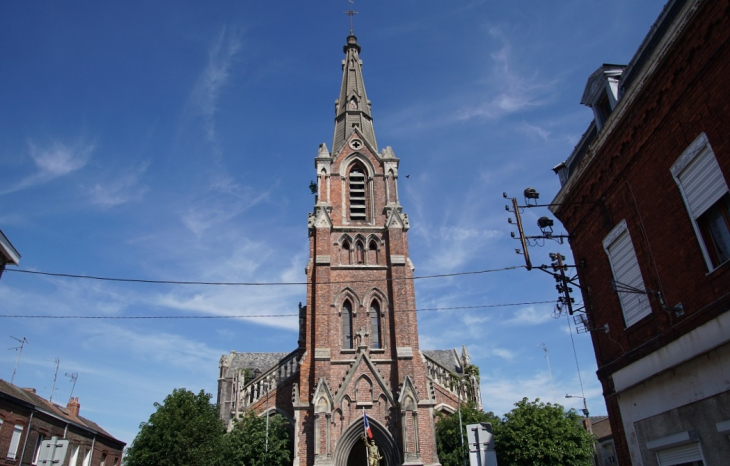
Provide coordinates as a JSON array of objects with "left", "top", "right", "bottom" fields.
[{"left": 333, "top": 416, "right": 400, "bottom": 466}]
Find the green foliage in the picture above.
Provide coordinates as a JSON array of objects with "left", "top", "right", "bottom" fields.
[
  {"left": 494, "top": 398, "right": 594, "bottom": 466},
  {"left": 124, "top": 388, "right": 225, "bottom": 466},
  {"left": 224, "top": 410, "right": 292, "bottom": 466},
  {"left": 309, "top": 180, "right": 318, "bottom": 194},
  {"left": 435, "top": 402, "right": 500, "bottom": 466}
]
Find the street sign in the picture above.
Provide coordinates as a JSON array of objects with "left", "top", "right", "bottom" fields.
[
  {"left": 38, "top": 436, "right": 70, "bottom": 465},
  {"left": 466, "top": 422, "right": 498, "bottom": 466}
]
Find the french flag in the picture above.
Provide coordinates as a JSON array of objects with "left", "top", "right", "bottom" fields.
[{"left": 363, "top": 409, "right": 373, "bottom": 439}]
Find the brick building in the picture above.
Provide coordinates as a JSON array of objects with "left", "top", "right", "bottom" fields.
[
  {"left": 217, "top": 32, "right": 482, "bottom": 466},
  {"left": 0, "top": 379, "right": 125, "bottom": 466},
  {"left": 550, "top": 0, "right": 730, "bottom": 464}
]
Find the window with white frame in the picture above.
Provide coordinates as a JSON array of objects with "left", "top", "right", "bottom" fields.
[
  {"left": 32, "top": 433, "right": 46, "bottom": 465},
  {"left": 69, "top": 445, "right": 80, "bottom": 466},
  {"left": 603, "top": 220, "right": 652, "bottom": 327},
  {"left": 7, "top": 424, "right": 24, "bottom": 460},
  {"left": 82, "top": 448, "right": 91, "bottom": 466},
  {"left": 671, "top": 133, "right": 730, "bottom": 270}
]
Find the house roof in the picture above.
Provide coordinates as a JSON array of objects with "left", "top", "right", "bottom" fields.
[
  {"left": 0, "top": 379, "right": 124, "bottom": 446},
  {"left": 591, "top": 416, "right": 613, "bottom": 441},
  {"left": 0, "top": 229, "right": 20, "bottom": 265}
]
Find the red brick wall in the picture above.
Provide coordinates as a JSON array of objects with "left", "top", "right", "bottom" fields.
[
  {"left": 552, "top": 2, "right": 730, "bottom": 464},
  {"left": 294, "top": 133, "right": 443, "bottom": 465}
]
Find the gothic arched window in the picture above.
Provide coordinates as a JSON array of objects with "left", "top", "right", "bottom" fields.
[
  {"left": 370, "top": 301, "right": 382, "bottom": 349},
  {"left": 348, "top": 165, "right": 367, "bottom": 221},
  {"left": 341, "top": 239, "right": 351, "bottom": 265},
  {"left": 356, "top": 240, "right": 364, "bottom": 264},
  {"left": 343, "top": 300, "right": 354, "bottom": 349},
  {"left": 368, "top": 240, "right": 378, "bottom": 265}
]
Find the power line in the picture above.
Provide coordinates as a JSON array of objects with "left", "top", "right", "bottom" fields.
[
  {"left": 4, "top": 265, "right": 524, "bottom": 286},
  {"left": 0, "top": 299, "right": 555, "bottom": 320}
]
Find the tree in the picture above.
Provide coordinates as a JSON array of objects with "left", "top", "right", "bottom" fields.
[
  {"left": 223, "top": 410, "right": 292, "bottom": 466},
  {"left": 124, "top": 388, "right": 225, "bottom": 466},
  {"left": 435, "top": 402, "right": 500, "bottom": 466},
  {"left": 494, "top": 398, "right": 594, "bottom": 466}
]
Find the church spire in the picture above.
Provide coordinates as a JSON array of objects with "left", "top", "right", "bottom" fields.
[{"left": 332, "top": 33, "right": 377, "bottom": 155}]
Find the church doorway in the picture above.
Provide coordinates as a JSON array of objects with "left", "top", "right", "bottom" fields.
[
  {"left": 346, "top": 438, "right": 367, "bottom": 466},
  {"left": 333, "top": 417, "right": 399, "bottom": 466}
]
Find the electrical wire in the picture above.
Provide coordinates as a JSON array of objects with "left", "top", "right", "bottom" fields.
[
  {"left": 0, "top": 299, "right": 555, "bottom": 319},
  {"left": 3, "top": 265, "right": 524, "bottom": 286}
]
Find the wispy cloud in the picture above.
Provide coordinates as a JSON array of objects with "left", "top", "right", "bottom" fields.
[
  {"left": 456, "top": 27, "right": 554, "bottom": 121},
  {"left": 181, "top": 178, "right": 270, "bottom": 237},
  {"left": 505, "top": 305, "right": 555, "bottom": 326},
  {"left": 80, "top": 323, "right": 225, "bottom": 371},
  {"left": 189, "top": 27, "right": 243, "bottom": 150},
  {"left": 88, "top": 162, "right": 149, "bottom": 208},
  {"left": 2, "top": 139, "right": 93, "bottom": 194}
]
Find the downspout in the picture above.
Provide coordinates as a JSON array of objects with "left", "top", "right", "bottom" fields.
[
  {"left": 19, "top": 409, "right": 35, "bottom": 466},
  {"left": 64, "top": 423, "right": 69, "bottom": 439},
  {"left": 89, "top": 435, "right": 96, "bottom": 466}
]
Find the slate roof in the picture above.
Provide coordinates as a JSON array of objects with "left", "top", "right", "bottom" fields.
[
  {"left": 0, "top": 379, "right": 123, "bottom": 445},
  {"left": 223, "top": 351, "right": 292, "bottom": 375},
  {"left": 422, "top": 349, "right": 463, "bottom": 374}
]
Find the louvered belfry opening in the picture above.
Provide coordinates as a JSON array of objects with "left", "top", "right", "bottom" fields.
[{"left": 349, "top": 166, "right": 367, "bottom": 221}]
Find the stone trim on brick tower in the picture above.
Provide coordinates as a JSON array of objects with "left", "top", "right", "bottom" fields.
[
  {"left": 296, "top": 32, "right": 442, "bottom": 466},
  {"left": 216, "top": 31, "right": 481, "bottom": 466}
]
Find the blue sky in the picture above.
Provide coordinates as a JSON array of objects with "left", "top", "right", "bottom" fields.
[{"left": 0, "top": 0, "right": 667, "bottom": 446}]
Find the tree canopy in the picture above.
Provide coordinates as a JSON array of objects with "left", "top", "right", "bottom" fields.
[
  {"left": 435, "top": 398, "right": 595, "bottom": 466},
  {"left": 124, "top": 388, "right": 226, "bottom": 466},
  {"left": 495, "top": 398, "right": 594, "bottom": 466},
  {"left": 124, "top": 388, "right": 292, "bottom": 466},
  {"left": 224, "top": 410, "right": 292, "bottom": 466}
]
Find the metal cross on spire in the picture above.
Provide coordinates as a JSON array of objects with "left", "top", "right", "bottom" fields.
[{"left": 344, "top": 0, "right": 358, "bottom": 35}]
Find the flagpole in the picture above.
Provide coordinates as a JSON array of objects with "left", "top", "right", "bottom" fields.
[{"left": 363, "top": 408, "right": 370, "bottom": 466}]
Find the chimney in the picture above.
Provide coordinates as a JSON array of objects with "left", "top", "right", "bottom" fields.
[{"left": 67, "top": 397, "right": 80, "bottom": 417}]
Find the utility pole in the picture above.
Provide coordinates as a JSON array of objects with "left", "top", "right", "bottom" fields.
[{"left": 551, "top": 253, "right": 575, "bottom": 315}]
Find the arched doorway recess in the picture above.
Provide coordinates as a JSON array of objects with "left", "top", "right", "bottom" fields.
[{"left": 333, "top": 416, "right": 400, "bottom": 466}]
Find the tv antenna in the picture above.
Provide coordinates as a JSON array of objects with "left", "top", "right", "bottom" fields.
[
  {"left": 66, "top": 372, "right": 79, "bottom": 400},
  {"left": 539, "top": 343, "right": 557, "bottom": 404},
  {"left": 9, "top": 336, "right": 28, "bottom": 384},
  {"left": 49, "top": 357, "right": 60, "bottom": 402}
]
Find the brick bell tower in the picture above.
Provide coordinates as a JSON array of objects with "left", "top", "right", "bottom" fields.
[{"left": 293, "top": 33, "right": 440, "bottom": 466}]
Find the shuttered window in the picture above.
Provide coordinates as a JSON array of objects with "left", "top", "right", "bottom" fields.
[
  {"left": 7, "top": 425, "right": 23, "bottom": 460},
  {"left": 603, "top": 220, "right": 652, "bottom": 327},
  {"left": 348, "top": 166, "right": 367, "bottom": 221},
  {"left": 672, "top": 133, "right": 730, "bottom": 270},
  {"left": 655, "top": 442, "right": 703, "bottom": 465}
]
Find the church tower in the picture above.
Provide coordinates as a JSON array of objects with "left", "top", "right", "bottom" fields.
[
  {"left": 217, "top": 30, "right": 482, "bottom": 466},
  {"left": 295, "top": 32, "right": 437, "bottom": 466}
]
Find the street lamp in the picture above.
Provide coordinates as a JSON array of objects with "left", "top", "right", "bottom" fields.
[{"left": 565, "top": 394, "right": 589, "bottom": 417}]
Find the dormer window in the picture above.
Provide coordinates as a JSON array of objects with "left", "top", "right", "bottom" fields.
[
  {"left": 581, "top": 64, "right": 625, "bottom": 130},
  {"left": 348, "top": 165, "right": 368, "bottom": 221}
]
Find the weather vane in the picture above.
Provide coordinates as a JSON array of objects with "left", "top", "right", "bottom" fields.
[{"left": 344, "top": 0, "right": 358, "bottom": 35}]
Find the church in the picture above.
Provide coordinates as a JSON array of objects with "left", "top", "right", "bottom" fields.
[{"left": 217, "top": 31, "right": 482, "bottom": 466}]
